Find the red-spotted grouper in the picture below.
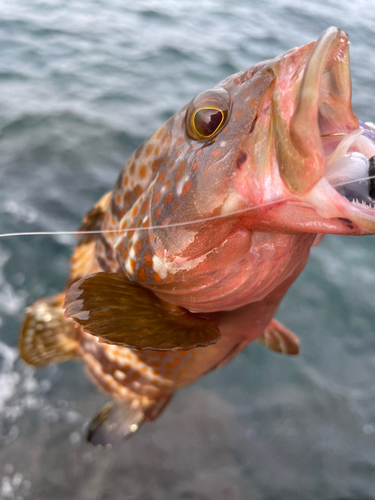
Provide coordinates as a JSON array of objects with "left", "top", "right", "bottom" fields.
[{"left": 20, "top": 27, "right": 375, "bottom": 445}]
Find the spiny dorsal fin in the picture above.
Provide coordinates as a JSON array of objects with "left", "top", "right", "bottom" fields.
[
  {"left": 20, "top": 293, "right": 80, "bottom": 366},
  {"left": 257, "top": 318, "right": 300, "bottom": 355},
  {"left": 63, "top": 272, "right": 221, "bottom": 351},
  {"left": 70, "top": 191, "right": 112, "bottom": 282}
]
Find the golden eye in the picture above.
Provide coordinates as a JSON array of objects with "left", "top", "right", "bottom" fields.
[{"left": 185, "top": 88, "right": 231, "bottom": 141}]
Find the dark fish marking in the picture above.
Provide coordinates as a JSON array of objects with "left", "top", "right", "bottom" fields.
[
  {"left": 249, "top": 115, "right": 257, "bottom": 134},
  {"left": 97, "top": 255, "right": 110, "bottom": 272},
  {"left": 338, "top": 217, "right": 353, "bottom": 223},
  {"left": 348, "top": 224, "right": 354, "bottom": 230},
  {"left": 236, "top": 151, "right": 247, "bottom": 169},
  {"left": 100, "top": 234, "right": 114, "bottom": 261},
  {"left": 110, "top": 195, "right": 121, "bottom": 219}
]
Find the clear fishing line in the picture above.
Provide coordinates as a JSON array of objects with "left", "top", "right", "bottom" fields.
[{"left": 0, "top": 174, "right": 375, "bottom": 240}]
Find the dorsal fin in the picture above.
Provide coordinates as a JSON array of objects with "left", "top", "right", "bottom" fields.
[
  {"left": 20, "top": 293, "right": 80, "bottom": 366},
  {"left": 70, "top": 191, "right": 112, "bottom": 282}
]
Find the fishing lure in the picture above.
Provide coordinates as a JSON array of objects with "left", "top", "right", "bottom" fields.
[{"left": 18, "top": 27, "right": 375, "bottom": 445}]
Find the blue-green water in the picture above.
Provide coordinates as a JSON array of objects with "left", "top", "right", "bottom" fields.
[{"left": 1, "top": 1, "right": 375, "bottom": 498}]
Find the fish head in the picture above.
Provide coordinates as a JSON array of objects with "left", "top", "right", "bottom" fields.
[
  {"left": 223, "top": 26, "right": 375, "bottom": 236},
  {"left": 111, "top": 27, "right": 375, "bottom": 309}
]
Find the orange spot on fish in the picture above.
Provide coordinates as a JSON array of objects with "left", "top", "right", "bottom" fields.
[
  {"left": 157, "top": 171, "right": 166, "bottom": 184},
  {"left": 154, "top": 207, "right": 162, "bottom": 218},
  {"left": 140, "top": 200, "right": 148, "bottom": 215},
  {"left": 131, "top": 206, "right": 138, "bottom": 217},
  {"left": 181, "top": 181, "right": 193, "bottom": 197},
  {"left": 153, "top": 192, "right": 161, "bottom": 204},
  {"left": 173, "top": 358, "right": 181, "bottom": 364},
  {"left": 153, "top": 272, "right": 162, "bottom": 282},
  {"left": 156, "top": 128, "right": 164, "bottom": 139},
  {"left": 154, "top": 146, "right": 160, "bottom": 155},
  {"left": 164, "top": 180, "right": 172, "bottom": 190},
  {"left": 192, "top": 161, "right": 199, "bottom": 171},
  {"left": 123, "top": 176, "right": 129, "bottom": 186},
  {"left": 166, "top": 362, "right": 174, "bottom": 369},
  {"left": 145, "top": 145, "right": 153, "bottom": 156},
  {"left": 143, "top": 219, "right": 150, "bottom": 228},
  {"left": 162, "top": 131, "right": 171, "bottom": 144},
  {"left": 134, "top": 240, "right": 142, "bottom": 254},
  {"left": 123, "top": 249, "right": 129, "bottom": 259},
  {"left": 165, "top": 193, "right": 173, "bottom": 204},
  {"left": 128, "top": 230, "right": 135, "bottom": 238},
  {"left": 175, "top": 137, "right": 184, "bottom": 147},
  {"left": 130, "top": 259, "right": 136, "bottom": 272},
  {"left": 212, "top": 149, "right": 221, "bottom": 158},
  {"left": 137, "top": 267, "right": 146, "bottom": 282},
  {"left": 175, "top": 160, "right": 187, "bottom": 182},
  {"left": 175, "top": 147, "right": 183, "bottom": 159},
  {"left": 173, "top": 203, "right": 180, "bottom": 212},
  {"left": 130, "top": 163, "right": 136, "bottom": 175},
  {"left": 124, "top": 191, "right": 131, "bottom": 204},
  {"left": 152, "top": 158, "right": 163, "bottom": 171},
  {"left": 144, "top": 252, "right": 153, "bottom": 267},
  {"left": 139, "top": 166, "right": 147, "bottom": 179},
  {"left": 164, "top": 370, "right": 172, "bottom": 377},
  {"left": 234, "top": 109, "right": 243, "bottom": 121}
]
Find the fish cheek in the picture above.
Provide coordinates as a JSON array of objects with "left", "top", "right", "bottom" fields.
[{"left": 181, "top": 227, "right": 253, "bottom": 277}]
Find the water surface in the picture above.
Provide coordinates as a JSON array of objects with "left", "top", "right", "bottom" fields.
[{"left": 1, "top": 1, "right": 375, "bottom": 499}]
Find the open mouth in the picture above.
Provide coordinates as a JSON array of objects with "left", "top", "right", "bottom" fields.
[
  {"left": 278, "top": 27, "right": 375, "bottom": 223},
  {"left": 322, "top": 123, "right": 375, "bottom": 210}
]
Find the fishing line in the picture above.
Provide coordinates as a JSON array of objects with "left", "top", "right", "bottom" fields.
[{"left": 0, "top": 175, "right": 375, "bottom": 240}]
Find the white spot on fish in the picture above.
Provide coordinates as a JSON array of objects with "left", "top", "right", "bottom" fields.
[
  {"left": 221, "top": 192, "right": 242, "bottom": 215},
  {"left": 152, "top": 255, "right": 168, "bottom": 279}
]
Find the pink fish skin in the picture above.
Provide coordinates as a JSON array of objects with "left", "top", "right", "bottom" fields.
[{"left": 20, "top": 27, "right": 375, "bottom": 445}]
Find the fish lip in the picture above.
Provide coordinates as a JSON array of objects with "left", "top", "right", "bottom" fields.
[
  {"left": 275, "top": 27, "right": 359, "bottom": 194},
  {"left": 286, "top": 29, "right": 375, "bottom": 232}
]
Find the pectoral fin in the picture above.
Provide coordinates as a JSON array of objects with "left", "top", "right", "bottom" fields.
[
  {"left": 64, "top": 272, "right": 221, "bottom": 351},
  {"left": 257, "top": 318, "right": 300, "bottom": 355}
]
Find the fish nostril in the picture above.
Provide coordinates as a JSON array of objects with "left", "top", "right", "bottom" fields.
[{"left": 369, "top": 156, "right": 375, "bottom": 199}]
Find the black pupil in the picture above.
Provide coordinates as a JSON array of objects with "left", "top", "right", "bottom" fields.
[{"left": 194, "top": 109, "right": 223, "bottom": 137}]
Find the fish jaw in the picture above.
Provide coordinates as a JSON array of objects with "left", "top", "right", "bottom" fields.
[{"left": 237, "top": 27, "right": 375, "bottom": 236}]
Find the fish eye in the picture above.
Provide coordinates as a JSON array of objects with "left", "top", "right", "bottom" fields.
[{"left": 185, "top": 88, "right": 231, "bottom": 141}]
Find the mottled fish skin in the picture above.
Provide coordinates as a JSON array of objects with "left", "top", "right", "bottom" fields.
[{"left": 21, "top": 27, "right": 375, "bottom": 444}]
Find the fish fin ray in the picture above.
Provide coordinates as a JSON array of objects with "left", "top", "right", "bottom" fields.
[
  {"left": 70, "top": 191, "right": 112, "bottom": 282},
  {"left": 64, "top": 272, "right": 221, "bottom": 351},
  {"left": 257, "top": 318, "right": 300, "bottom": 355},
  {"left": 87, "top": 400, "right": 144, "bottom": 446},
  {"left": 19, "top": 293, "right": 80, "bottom": 366}
]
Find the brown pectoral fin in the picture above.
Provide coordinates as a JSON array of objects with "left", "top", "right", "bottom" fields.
[
  {"left": 257, "top": 318, "right": 300, "bottom": 355},
  {"left": 63, "top": 272, "right": 221, "bottom": 351}
]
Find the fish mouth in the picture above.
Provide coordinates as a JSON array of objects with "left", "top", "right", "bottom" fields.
[{"left": 276, "top": 27, "right": 375, "bottom": 233}]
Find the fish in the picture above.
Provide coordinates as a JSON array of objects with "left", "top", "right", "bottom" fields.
[{"left": 19, "top": 26, "right": 375, "bottom": 446}]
